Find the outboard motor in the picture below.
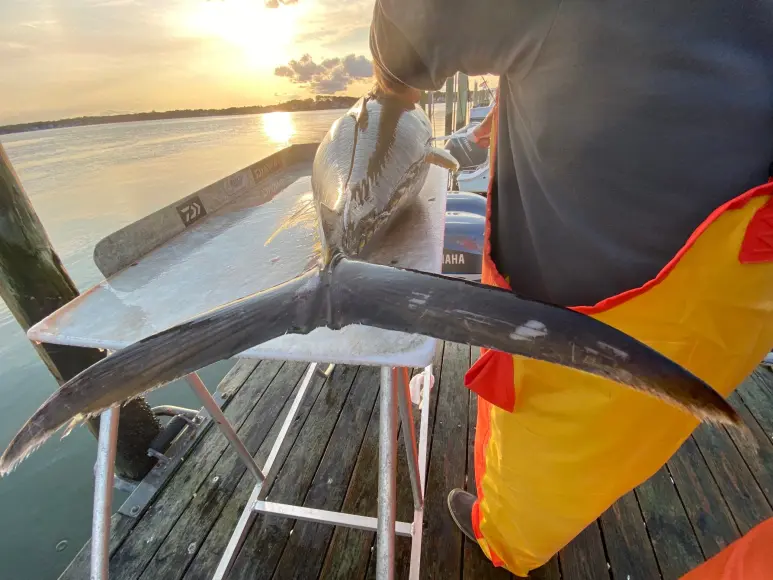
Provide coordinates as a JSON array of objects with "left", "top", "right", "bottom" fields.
[
  {"left": 446, "top": 191, "right": 487, "bottom": 215},
  {"left": 442, "top": 192, "right": 485, "bottom": 281},
  {"left": 443, "top": 128, "right": 489, "bottom": 171}
]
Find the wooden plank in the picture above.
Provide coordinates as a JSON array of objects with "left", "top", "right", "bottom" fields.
[
  {"left": 530, "top": 557, "right": 561, "bottom": 580},
  {"left": 599, "top": 490, "right": 661, "bottom": 579},
  {"left": 137, "top": 361, "right": 309, "bottom": 580},
  {"left": 692, "top": 422, "right": 772, "bottom": 534},
  {"left": 58, "top": 360, "right": 259, "bottom": 580},
  {"left": 107, "top": 360, "right": 284, "bottom": 579},
  {"left": 180, "top": 361, "right": 331, "bottom": 580},
  {"left": 463, "top": 540, "right": 516, "bottom": 580},
  {"left": 224, "top": 364, "right": 360, "bottom": 580},
  {"left": 559, "top": 521, "right": 610, "bottom": 580},
  {"left": 736, "top": 368, "right": 773, "bottom": 437},
  {"left": 666, "top": 437, "right": 739, "bottom": 558},
  {"left": 317, "top": 384, "right": 382, "bottom": 580},
  {"left": 58, "top": 514, "right": 136, "bottom": 580},
  {"left": 363, "top": 538, "right": 412, "bottom": 580},
  {"left": 217, "top": 360, "right": 262, "bottom": 400},
  {"left": 320, "top": 343, "right": 446, "bottom": 580},
  {"left": 635, "top": 466, "right": 704, "bottom": 580},
  {"left": 725, "top": 391, "right": 773, "bottom": 500},
  {"left": 421, "top": 341, "right": 471, "bottom": 580},
  {"left": 270, "top": 365, "right": 381, "bottom": 579}
]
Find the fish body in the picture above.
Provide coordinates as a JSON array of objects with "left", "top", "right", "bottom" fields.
[
  {"left": 313, "top": 95, "right": 456, "bottom": 260},
  {"left": 0, "top": 92, "right": 743, "bottom": 477}
]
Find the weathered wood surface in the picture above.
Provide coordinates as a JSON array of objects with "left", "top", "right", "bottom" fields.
[
  {"left": 57, "top": 360, "right": 259, "bottom": 580},
  {"left": 559, "top": 521, "right": 609, "bottom": 580},
  {"left": 421, "top": 342, "right": 470, "bottom": 580},
  {"left": 636, "top": 465, "right": 704, "bottom": 579},
  {"left": 61, "top": 352, "right": 773, "bottom": 580},
  {"left": 600, "top": 490, "right": 660, "bottom": 579},
  {"left": 445, "top": 77, "right": 455, "bottom": 136},
  {"left": 455, "top": 73, "right": 469, "bottom": 131}
]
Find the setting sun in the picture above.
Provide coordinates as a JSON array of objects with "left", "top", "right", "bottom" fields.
[{"left": 184, "top": 0, "right": 304, "bottom": 70}]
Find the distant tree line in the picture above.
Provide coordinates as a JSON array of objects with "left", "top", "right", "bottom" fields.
[{"left": 0, "top": 95, "right": 360, "bottom": 135}]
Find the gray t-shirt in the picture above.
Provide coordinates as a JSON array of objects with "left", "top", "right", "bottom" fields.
[{"left": 370, "top": 0, "right": 773, "bottom": 306}]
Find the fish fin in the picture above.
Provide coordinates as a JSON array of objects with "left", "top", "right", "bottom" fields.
[
  {"left": 329, "top": 258, "right": 746, "bottom": 432},
  {"left": 0, "top": 268, "right": 324, "bottom": 477},
  {"left": 61, "top": 415, "right": 86, "bottom": 440},
  {"left": 425, "top": 147, "right": 460, "bottom": 171}
]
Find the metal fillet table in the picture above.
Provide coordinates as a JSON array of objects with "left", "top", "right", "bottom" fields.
[{"left": 27, "top": 144, "right": 449, "bottom": 580}]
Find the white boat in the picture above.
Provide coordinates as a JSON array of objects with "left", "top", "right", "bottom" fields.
[{"left": 456, "top": 161, "right": 490, "bottom": 194}]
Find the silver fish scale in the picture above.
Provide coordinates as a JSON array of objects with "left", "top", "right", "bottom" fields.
[{"left": 313, "top": 94, "right": 434, "bottom": 259}]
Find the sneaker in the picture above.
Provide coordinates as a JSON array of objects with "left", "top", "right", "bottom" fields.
[{"left": 447, "top": 488, "right": 477, "bottom": 542}]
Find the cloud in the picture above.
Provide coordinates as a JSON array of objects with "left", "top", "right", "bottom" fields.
[
  {"left": 264, "top": 0, "right": 298, "bottom": 7},
  {"left": 287, "top": 0, "right": 372, "bottom": 51},
  {"left": 275, "top": 53, "right": 373, "bottom": 94}
]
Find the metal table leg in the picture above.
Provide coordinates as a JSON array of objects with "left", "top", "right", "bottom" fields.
[
  {"left": 395, "top": 367, "right": 423, "bottom": 510},
  {"left": 185, "top": 373, "right": 265, "bottom": 482},
  {"left": 206, "top": 362, "right": 427, "bottom": 580},
  {"left": 377, "top": 366, "right": 398, "bottom": 580},
  {"left": 409, "top": 365, "right": 432, "bottom": 580},
  {"left": 91, "top": 406, "right": 120, "bottom": 580}
]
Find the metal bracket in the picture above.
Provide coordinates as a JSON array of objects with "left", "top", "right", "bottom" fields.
[
  {"left": 117, "top": 388, "right": 227, "bottom": 518},
  {"left": 113, "top": 475, "right": 138, "bottom": 495}
]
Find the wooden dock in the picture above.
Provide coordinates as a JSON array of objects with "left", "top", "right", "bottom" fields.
[{"left": 60, "top": 343, "right": 773, "bottom": 580}]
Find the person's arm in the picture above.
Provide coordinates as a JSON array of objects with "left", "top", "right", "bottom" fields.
[
  {"left": 469, "top": 98, "right": 498, "bottom": 148},
  {"left": 369, "top": 0, "right": 560, "bottom": 94}
]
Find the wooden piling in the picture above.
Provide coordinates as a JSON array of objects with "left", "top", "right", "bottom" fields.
[
  {"left": 455, "top": 73, "right": 469, "bottom": 130},
  {"left": 0, "top": 143, "right": 160, "bottom": 481},
  {"left": 444, "top": 76, "right": 455, "bottom": 135}
]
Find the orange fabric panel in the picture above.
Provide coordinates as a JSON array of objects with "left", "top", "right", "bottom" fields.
[
  {"left": 465, "top": 349, "right": 515, "bottom": 411},
  {"left": 739, "top": 195, "right": 773, "bottom": 264},
  {"left": 681, "top": 517, "right": 773, "bottom": 580}
]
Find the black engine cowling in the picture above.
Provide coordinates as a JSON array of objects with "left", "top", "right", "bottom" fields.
[{"left": 443, "top": 129, "right": 489, "bottom": 171}]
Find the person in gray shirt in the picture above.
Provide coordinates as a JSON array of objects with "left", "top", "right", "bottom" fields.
[{"left": 370, "top": 0, "right": 773, "bottom": 575}]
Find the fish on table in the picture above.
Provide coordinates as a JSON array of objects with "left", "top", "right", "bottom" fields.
[{"left": 0, "top": 91, "right": 744, "bottom": 476}]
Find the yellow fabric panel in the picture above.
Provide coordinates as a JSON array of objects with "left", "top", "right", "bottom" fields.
[{"left": 476, "top": 194, "right": 773, "bottom": 576}]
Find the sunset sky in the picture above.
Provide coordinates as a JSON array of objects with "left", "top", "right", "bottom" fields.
[{"left": 0, "top": 0, "right": 394, "bottom": 124}]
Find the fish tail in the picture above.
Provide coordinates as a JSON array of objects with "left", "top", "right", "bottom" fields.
[
  {"left": 0, "top": 268, "right": 324, "bottom": 477},
  {"left": 328, "top": 258, "right": 744, "bottom": 430},
  {"left": 1, "top": 256, "right": 748, "bottom": 476}
]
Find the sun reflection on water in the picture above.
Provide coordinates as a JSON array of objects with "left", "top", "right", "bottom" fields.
[{"left": 261, "top": 111, "right": 295, "bottom": 145}]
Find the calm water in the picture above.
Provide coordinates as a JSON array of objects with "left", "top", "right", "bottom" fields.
[{"left": 0, "top": 105, "right": 448, "bottom": 579}]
